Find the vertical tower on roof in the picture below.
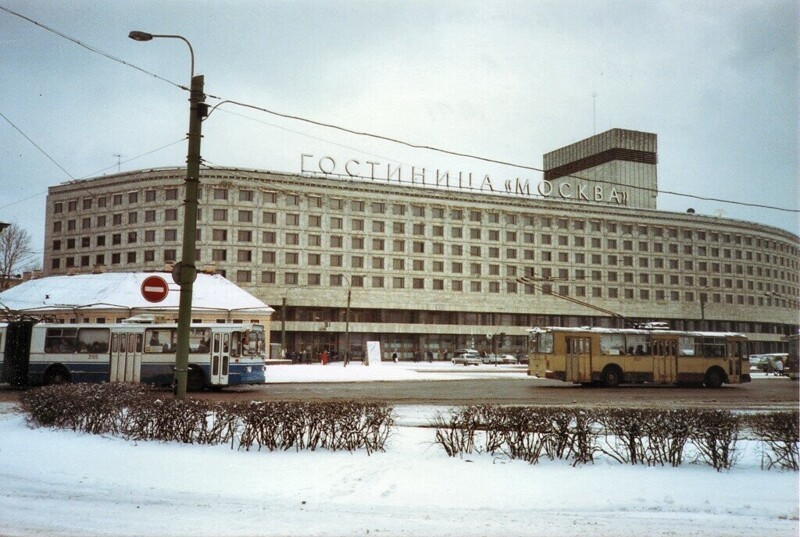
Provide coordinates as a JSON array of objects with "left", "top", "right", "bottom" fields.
[{"left": 543, "top": 128, "right": 658, "bottom": 210}]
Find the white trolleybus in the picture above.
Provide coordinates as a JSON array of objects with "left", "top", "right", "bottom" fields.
[
  {"left": 0, "top": 320, "right": 266, "bottom": 391},
  {"left": 527, "top": 326, "right": 751, "bottom": 388}
]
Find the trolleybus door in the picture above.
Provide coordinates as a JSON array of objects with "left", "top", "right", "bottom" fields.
[
  {"left": 727, "top": 340, "right": 742, "bottom": 383},
  {"left": 210, "top": 333, "right": 230, "bottom": 386},
  {"left": 566, "top": 336, "right": 591, "bottom": 383},
  {"left": 653, "top": 338, "right": 678, "bottom": 384},
  {"left": 110, "top": 332, "right": 143, "bottom": 382}
]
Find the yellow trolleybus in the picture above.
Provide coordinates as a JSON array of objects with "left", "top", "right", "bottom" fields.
[{"left": 527, "top": 326, "right": 750, "bottom": 388}]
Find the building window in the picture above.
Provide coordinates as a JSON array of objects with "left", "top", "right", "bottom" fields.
[{"left": 236, "top": 270, "right": 251, "bottom": 283}]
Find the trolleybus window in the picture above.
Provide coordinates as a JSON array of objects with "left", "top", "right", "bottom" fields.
[
  {"left": 76, "top": 328, "right": 110, "bottom": 353},
  {"left": 678, "top": 336, "right": 695, "bottom": 356},
  {"left": 533, "top": 332, "right": 553, "bottom": 353},
  {"left": 698, "top": 337, "right": 726, "bottom": 357},
  {"left": 600, "top": 333, "right": 626, "bottom": 355},
  {"left": 45, "top": 327, "right": 78, "bottom": 353},
  {"left": 627, "top": 334, "right": 650, "bottom": 355},
  {"left": 145, "top": 328, "right": 210, "bottom": 353}
]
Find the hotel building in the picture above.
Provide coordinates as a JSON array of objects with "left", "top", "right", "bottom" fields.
[{"left": 42, "top": 129, "right": 799, "bottom": 359}]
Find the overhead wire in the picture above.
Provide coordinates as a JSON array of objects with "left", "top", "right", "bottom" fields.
[{"left": 3, "top": 3, "right": 798, "bottom": 216}]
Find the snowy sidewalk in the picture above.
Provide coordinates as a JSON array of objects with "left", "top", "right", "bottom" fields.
[{"left": 0, "top": 403, "right": 797, "bottom": 537}]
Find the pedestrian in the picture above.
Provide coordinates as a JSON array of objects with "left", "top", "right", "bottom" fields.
[
  {"left": 392, "top": 351, "right": 398, "bottom": 363},
  {"left": 774, "top": 358, "right": 784, "bottom": 376}
]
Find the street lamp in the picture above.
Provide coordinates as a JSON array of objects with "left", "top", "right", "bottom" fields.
[{"left": 129, "top": 30, "right": 206, "bottom": 399}]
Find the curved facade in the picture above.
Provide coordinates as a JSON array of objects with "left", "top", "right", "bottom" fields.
[{"left": 43, "top": 164, "right": 799, "bottom": 360}]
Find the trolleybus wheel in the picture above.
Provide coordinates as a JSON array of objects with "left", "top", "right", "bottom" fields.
[
  {"left": 602, "top": 366, "right": 622, "bottom": 388},
  {"left": 187, "top": 367, "right": 205, "bottom": 392},
  {"left": 704, "top": 368, "right": 724, "bottom": 389},
  {"left": 44, "top": 365, "right": 70, "bottom": 385}
]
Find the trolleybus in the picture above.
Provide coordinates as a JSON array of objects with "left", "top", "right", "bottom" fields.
[
  {"left": 527, "top": 326, "right": 750, "bottom": 388},
  {"left": 0, "top": 320, "right": 266, "bottom": 390}
]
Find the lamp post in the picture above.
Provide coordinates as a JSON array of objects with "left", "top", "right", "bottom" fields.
[{"left": 129, "top": 30, "right": 206, "bottom": 399}]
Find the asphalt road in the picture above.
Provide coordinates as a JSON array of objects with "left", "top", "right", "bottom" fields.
[
  {"left": 189, "top": 376, "right": 798, "bottom": 410},
  {"left": 1, "top": 376, "right": 796, "bottom": 411}
]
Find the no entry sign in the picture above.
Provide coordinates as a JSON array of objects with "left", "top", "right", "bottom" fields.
[{"left": 140, "top": 275, "right": 170, "bottom": 303}]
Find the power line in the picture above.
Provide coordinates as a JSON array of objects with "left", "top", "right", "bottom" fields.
[
  {"left": 0, "top": 110, "right": 75, "bottom": 180},
  {"left": 4, "top": 3, "right": 797, "bottom": 216},
  {"left": 0, "top": 4, "right": 186, "bottom": 91},
  {"left": 209, "top": 99, "right": 799, "bottom": 214}
]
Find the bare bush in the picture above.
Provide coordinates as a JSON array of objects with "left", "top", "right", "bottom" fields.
[
  {"left": 689, "top": 410, "right": 741, "bottom": 471},
  {"left": 20, "top": 384, "right": 394, "bottom": 454},
  {"left": 430, "top": 406, "right": 483, "bottom": 457},
  {"left": 744, "top": 411, "right": 799, "bottom": 471}
]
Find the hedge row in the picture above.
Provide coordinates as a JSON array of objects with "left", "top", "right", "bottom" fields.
[
  {"left": 17, "top": 385, "right": 798, "bottom": 471},
  {"left": 430, "top": 406, "right": 799, "bottom": 471},
  {"left": 19, "top": 384, "right": 394, "bottom": 454}
]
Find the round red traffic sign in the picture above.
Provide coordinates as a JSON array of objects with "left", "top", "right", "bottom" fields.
[{"left": 140, "top": 275, "right": 170, "bottom": 303}]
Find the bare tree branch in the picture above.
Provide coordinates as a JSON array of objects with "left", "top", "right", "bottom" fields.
[{"left": 0, "top": 223, "right": 34, "bottom": 290}]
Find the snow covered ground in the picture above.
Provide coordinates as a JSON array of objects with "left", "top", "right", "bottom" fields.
[{"left": 0, "top": 363, "right": 797, "bottom": 537}]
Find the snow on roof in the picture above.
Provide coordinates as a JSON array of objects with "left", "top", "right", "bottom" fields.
[{"left": 0, "top": 272, "right": 274, "bottom": 315}]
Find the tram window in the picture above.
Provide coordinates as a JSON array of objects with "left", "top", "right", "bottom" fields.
[{"left": 600, "top": 334, "right": 625, "bottom": 355}]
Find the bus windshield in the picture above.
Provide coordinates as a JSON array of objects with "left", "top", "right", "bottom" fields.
[{"left": 533, "top": 332, "right": 554, "bottom": 353}]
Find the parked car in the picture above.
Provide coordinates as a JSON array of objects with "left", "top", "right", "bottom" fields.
[
  {"left": 452, "top": 349, "right": 481, "bottom": 366},
  {"left": 481, "top": 353, "right": 519, "bottom": 364}
]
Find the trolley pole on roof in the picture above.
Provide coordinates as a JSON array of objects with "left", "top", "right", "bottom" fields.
[{"left": 129, "top": 31, "right": 207, "bottom": 399}]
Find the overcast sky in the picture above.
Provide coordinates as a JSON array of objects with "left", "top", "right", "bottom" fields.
[{"left": 1, "top": 1, "right": 797, "bottom": 265}]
